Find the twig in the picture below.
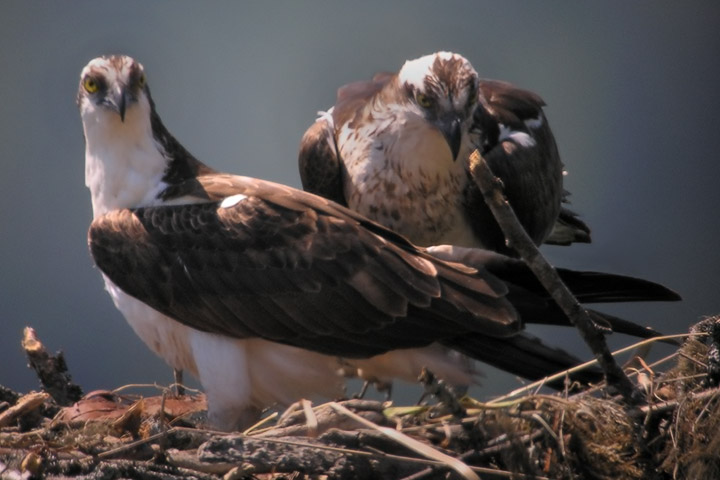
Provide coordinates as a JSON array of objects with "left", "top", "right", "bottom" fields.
[
  {"left": 111, "top": 383, "right": 202, "bottom": 396},
  {"left": 96, "top": 427, "right": 176, "bottom": 459},
  {"left": 474, "top": 429, "right": 544, "bottom": 458},
  {"left": 301, "top": 399, "right": 319, "bottom": 438},
  {"left": 704, "top": 320, "right": 720, "bottom": 385},
  {"left": 173, "top": 369, "right": 185, "bottom": 396},
  {"left": 529, "top": 413, "right": 559, "bottom": 445},
  {"left": 627, "top": 386, "right": 720, "bottom": 418},
  {"left": 399, "top": 463, "right": 550, "bottom": 480},
  {"left": 580, "top": 347, "right": 686, "bottom": 399},
  {"left": 0, "top": 392, "right": 49, "bottom": 427},
  {"left": 329, "top": 401, "right": 480, "bottom": 480},
  {"left": 678, "top": 351, "right": 708, "bottom": 369},
  {"left": 204, "top": 430, "right": 548, "bottom": 479},
  {"left": 242, "top": 411, "right": 278, "bottom": 435},
  {"left": 165, "top": 448, "right": 235, "bottom": 475},
  {"left": 468, "top": 149, "right": 639, "bottom": 404},
  {"left": 21, "top": 327, "right": 82, "bottom": 406},
  {"left": 489, "top": 333, "right": 695, "bottom": 405},
  {"left": 0, "top": 385, "right": 20, "bottom": 406}
]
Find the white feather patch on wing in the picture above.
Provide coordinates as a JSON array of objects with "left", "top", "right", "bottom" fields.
[
  {"left": 524, "top": 115, "right": 544, "bottom": 130},
  {"left": 220, "top": 194, "right": 248, "bottom": 209},
  {"left": 498, "top": 124, "right": 536, "bottom": 148}
]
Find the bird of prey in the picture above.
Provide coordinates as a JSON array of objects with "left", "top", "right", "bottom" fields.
[
  {"left": 80, "top": 55, "right": 677, "bottom": 430},
  {"left": 299, "top": 51, "right": 590, "bottom": 254}
]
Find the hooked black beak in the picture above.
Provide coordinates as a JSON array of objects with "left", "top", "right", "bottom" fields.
[
  {"left": 105, "top": 86, "right": 129, "bottom": 122},
  {"left": 439, "top": 115, "right": 463, "bottom": 161}
]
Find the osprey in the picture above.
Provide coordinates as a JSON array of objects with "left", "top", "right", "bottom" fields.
[
  {"left": 299, "top": 51, "right": 589, "bottom": 253},
  {"left": 80, "top": 55, "right": 677, "bottom": 429}
]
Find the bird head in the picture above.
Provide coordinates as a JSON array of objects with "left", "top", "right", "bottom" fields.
[
  {"left": 398, "top": 52, "right": 480, "bottom": 161},
  {"left": 77, "top": 55, "right": 151, "bottom": 125},
  {"left": 78, "top": 55, "right": 185, "bottom": 217}
]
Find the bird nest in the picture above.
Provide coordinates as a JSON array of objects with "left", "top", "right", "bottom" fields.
[{"left": 1, "top": 318, "right": 719, "bottom": 480}]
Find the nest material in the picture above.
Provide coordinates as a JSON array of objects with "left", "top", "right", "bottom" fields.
[{"left": 1, "top": 318, "right": 719, "bottom": 480}]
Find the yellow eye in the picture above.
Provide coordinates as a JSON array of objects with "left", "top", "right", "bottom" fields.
[
  {"left": 138, "top": 73, "right": 146, "bottom": 88},
  {"left": 416, "top": 93, "right": 433, "bottom": 108},
  {"left": 83, "top": 77, "right": 99, "bottom": 93}
]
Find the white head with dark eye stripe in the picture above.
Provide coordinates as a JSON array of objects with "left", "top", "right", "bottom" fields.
[
  {"left": 397, "top": 52, "right": 480, "bottom": 160},
  {"left": 79, "top": 55, "right": 172, "bottom": 218},
  {"left": 80, "top": 55, "right": 207, "bottom": 219},
  {"left": 77, "top": 55, "right": 150, "bottom": 124}
]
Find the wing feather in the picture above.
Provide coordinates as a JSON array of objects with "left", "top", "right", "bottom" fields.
[
  {"left": 298, "top": 115, "right": 346, "bottom": 205},
  {"left": 465, "top": 79, "right": 566, "bottom": 252},
  {"left": 88, "top": 180, "right": 521, "bottom": 358}
]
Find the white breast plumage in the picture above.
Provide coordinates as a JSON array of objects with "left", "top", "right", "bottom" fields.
[{"left": 338, "top": 111, "right": 477, "bottom": 247}]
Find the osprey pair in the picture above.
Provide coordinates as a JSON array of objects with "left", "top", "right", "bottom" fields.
[{"left": 80, "top": 54, "right": 678, "bottom": 429}]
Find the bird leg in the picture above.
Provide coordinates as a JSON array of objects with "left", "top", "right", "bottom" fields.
[
  {"left": 418, "top": 368, "right": 466, "bottom": 419},
  {"left": 377, "top": 381, "right": 393, "bottom": 401},
  {"left": 353, "top": 379, "right": 393, "bottom": 401},
  {"left": 354, "top": 380, "right": 370, "bottom": 399},
  {"left": 173, "top": 368, "right": 185, "bottom": 397}
]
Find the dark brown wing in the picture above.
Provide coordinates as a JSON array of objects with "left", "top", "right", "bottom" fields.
[
  {"left": 465, "top": 79, "right": 589, "bottom": 252},
  {"left": 298, "top": 73, "right": 396, "bottom": 206},
  {"left": 426, "top": 245, "right": 680, "bottom": 339},
  {"left": 446, "top": 332, "right": 603, "bottom": 385},
  {"left": 88, "top": 175, "right": 521, "bottom": 359},
  {"left": 298, "top": 115, "right": 346, "bottom": 206},
  {"left": 546, "top": 203, "right": 592, "bottom": 245}
]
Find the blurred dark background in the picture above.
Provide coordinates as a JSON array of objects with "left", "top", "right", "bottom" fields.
[{"left": 1, "top": 1, "right": 718, "bottom": 402}]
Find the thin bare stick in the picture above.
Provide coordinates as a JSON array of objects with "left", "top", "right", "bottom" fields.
[
  {"left": 329, "top": 401, "right": 480, "bottom": 480},
  {"left": 301, "top": 399, "right": 319, "bottom": 438},
  {"left": 111, "top": 383, "right": 203, "bottom": 395},
  {"left": 96, "top": 427, "right": 176, "bottom": 459},
  {"left": 488, "top": 331, "right": 693, "bottom": 405},
  {"left": 0, "top": 392, "right": 49, "bottom": 427},
  {"left": 627, "top": 386, "right": 720, "bottom": 418},
  {"left": 224, "top": 432, "right": 546, "bottom": 479},
  {"left": 468, "top": 150, "right": 639, "bottom": 404}
]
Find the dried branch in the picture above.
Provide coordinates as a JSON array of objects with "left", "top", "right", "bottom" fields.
[
  {"left": 329, "top": 401, "right": 480, "bottom": 480},
  {"left": 0, "top": 392, "right": 49, "bottom": 428},
  {"left": 2, "top": 319, "right": 717, "bottom": 479},
  {"left": 468, "top": 150, "right": 639, "bottom": 405},
  {"left": 21, "top": 327, "right": 82, "bottom": 406}
]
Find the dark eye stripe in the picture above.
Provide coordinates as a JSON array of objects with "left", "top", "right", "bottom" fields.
[{"left": 84, "top": 75, "right": 107, "bottom": 93}]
